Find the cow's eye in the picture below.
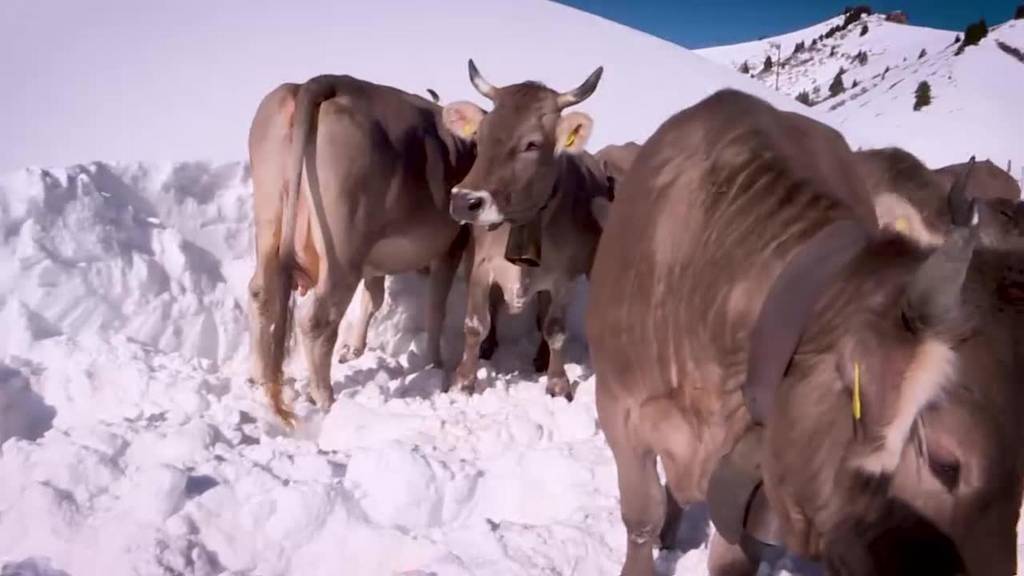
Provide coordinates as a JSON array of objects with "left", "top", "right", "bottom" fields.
[
  {"left": 928, "top": 455, "right": 961, "bottom": 492},
  {"left": 522, "top": 141, "right": 540, "bottom": 153}
]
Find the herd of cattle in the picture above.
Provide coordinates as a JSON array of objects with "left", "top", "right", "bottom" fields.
[{"left": 245, "top": 62, "right": 1024, "bottom": 575}]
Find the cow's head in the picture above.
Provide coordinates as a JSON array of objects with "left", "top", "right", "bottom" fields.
[
  {"left": 977, "top": 196, "right": 1024, "bottom": 250},
  {"left": 443, "top": 60, "right": 603, "bottom": 226},
  {"left": 767, "top": 188, "right": 1024, "bottom": 574}
]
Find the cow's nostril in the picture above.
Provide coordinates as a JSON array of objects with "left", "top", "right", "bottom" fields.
[{"left": 467, "top": 197, "right": 484, "bottom": 212}]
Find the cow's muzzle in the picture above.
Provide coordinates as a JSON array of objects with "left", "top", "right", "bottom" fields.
[{"left": 450, "top": 189, "right": 503, "bottom": 225}]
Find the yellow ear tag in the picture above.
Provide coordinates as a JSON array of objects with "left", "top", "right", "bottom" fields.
[
  {"left": 565, "top": 128, "right": 579, "bottom": 149},
  {"left": 852, "top": 361, "right": 862, "bottom": 421},
  {"left": 462, "top": 123, "right": 475, "bottom": 137},
  {"left": 893, "top": 217, "right": 909, "bottom": 234}
]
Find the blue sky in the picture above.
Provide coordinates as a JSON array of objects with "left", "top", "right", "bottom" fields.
[{"left": 557, "top": 0, "right": 1022, "bottom": 48}]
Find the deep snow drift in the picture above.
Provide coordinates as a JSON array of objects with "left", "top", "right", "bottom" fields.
[{"left": 0, "top": 161, "right": 660, "bottom": 576}]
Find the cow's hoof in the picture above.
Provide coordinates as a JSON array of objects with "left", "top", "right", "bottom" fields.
[
  {"left": 310, "top": 383, "right": 335, "bottom": 411},
  {"left": 546, "top": 376, "right": 574, "bottom": 401},
  {"left": 448, "top": 372, "right": 477, "bottom": 395},
  {"left": 337, "top": 344, "right": 366, "bottom": 364}
]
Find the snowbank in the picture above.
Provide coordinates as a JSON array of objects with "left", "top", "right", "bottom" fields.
[{"left": 0, "top": 160, "right": 714, "bottom": 575}]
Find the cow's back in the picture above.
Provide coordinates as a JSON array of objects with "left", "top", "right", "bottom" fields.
[
  {"left": 588, "top": 90, "right": 875, "bottom": 407},
  {"left": 935, "top": 159, "right": 1021, "bottom": 201}
]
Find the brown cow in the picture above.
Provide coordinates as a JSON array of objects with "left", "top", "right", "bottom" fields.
[
  {"left": 247, "top": 74, "right": 474, "bottom": 425},
  {"left": 588, "top": 89, "right": 1024, "bottom": 575},
  {"left": 935, "top": 158, "right": 1021, "bottom": 201},
  {"left": 439, "top": 60, "right": 609, "bottom": 398},
  {"left": 595, "top": 141, "right": 642, "bottom": 198},
  {"left": 856, "top": 148, "right": 1024, "bottom": 250},
  {"left": 937, "top": 158, "right": 1024, "bottom": 250},
  {"left": 855, "top": 147, "right": 951, "bottom": 246}
]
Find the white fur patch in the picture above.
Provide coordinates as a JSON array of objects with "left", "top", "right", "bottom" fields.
[
  {"left": 873, "top": 192, "right": 945, "bottom": 248},
  {"left": 853, "top": 339, "right": 956, "bottom": 475},
  {"left": 465, "top": 314, "right": 487, "bottom": 335}
]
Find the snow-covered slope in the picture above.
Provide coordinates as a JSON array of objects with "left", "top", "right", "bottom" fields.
[
  {"left": 0, "top": 0, "right": 813, "bottom": 172},
  {"left": 698, "top": 13, "right": 956, "bottom": 101},
  {"left": 699, "top": 13, "right": 1024, "bottom": 180}
]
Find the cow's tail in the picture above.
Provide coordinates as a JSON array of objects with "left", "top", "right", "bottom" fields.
[{"left": 269, "top": 77, "right": 334, "bottom": 427}]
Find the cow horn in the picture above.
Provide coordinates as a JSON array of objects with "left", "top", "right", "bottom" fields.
[
  {"left": 556, "top": 66, "right": 604, "bottom": 109},
  {"left": 468, "top": 59, "right": 497, "bottom": 101},
  {"left": 947, "top": 155, "right": 976, "bottom": 227},
  {"left": 902, "top": 224, "right": 978, "bottom": 334}
]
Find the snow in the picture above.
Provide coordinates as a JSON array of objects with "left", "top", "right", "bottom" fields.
[
  {"left": 0, "top": 159, "right": 708, "bottom": 575},
  {"left": 698, "top": 14, "right": 1024, "bottom": 182},
  {"left": 0, "top": 0, "right": 813, "bottom": 173},
  {"left": 2, "top": 2, "right": 1023, "bottom": 575}
]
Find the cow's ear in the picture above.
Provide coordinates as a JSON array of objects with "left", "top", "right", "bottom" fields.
[
  {"left": 443, "top": 101, "right": 485, "bottom": 141},
  {"left": 872, "top": 193, "right": 943, "bottom": 247},
  {"left": 556, "top": 111, "right": 593, "bottom": 155}
]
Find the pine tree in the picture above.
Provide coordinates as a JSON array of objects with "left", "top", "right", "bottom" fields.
[
  {"left": 739, "top": 61, "right": 751, "bottom": 74},
  {"left": 796, "top": 90, "right": 812, "bottom": 106},
  {"left": 860, "top": 23, "right": 869, "bottom": 36},
  {"left": 919, "top": 48, "right": 927, "bottom": 59},
  {"left": 914, "top": 81, "right": 932, "bottom": 111},
  {"left": 829, "top": 70, "right": 846, "bottom": 97},
  {"left": 763, "top": 55, "right": 774, "bottom": 73},
  {"left": 957, "top": 20, "right": 989, "bottom": 55}
]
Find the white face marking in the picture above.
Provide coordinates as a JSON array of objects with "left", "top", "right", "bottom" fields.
[
  {"left": 451, "top": 188, "right": 504, "bottom": 226},
  {"left": 852, "top": 339, "right": 956, "bottom": 476}
]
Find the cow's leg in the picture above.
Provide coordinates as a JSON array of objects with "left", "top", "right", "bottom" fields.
[
  {"left": 532, "top": 290, "right": 551, "bottom": 373},
  {"left": 426, "top": 226, "right": 468, "bottom": 368},
  {"left": 541, "top": 286, "right": 572, "bottom": 399},
  {"left": 296, "top": 271, "right": 357, "bottom": 411},
  {"left": 658, "top": 484, "right": 684, "bottom": 549},
  {"left": 337, "top": 275, "right": 385, "bottom": 363},
  {"left": 598, "top": 392, "right": 663, "bottom": 576},
  {"left": 708, "top": 532, "right": 758, "bottom": 576},
  {"left": 451, "top": 271, "right": 492, "bottom": 394},
  {"left": 478, "top": 284, "right": 501, "bottom": 360}
]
